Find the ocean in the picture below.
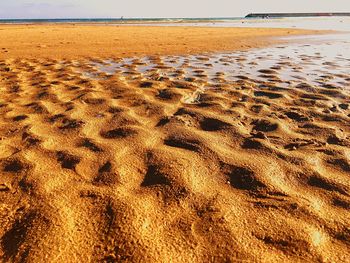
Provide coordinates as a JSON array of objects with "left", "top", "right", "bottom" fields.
[
  {"left": 0, "top": 17, "right": 349, "bottom": 31},
  {"left": 0, "top": 17, "right": 242, "bottom": 24}
]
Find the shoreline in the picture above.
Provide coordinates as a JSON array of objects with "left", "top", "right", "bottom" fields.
[{"left": 0, "top": 25, "right": 327, "bottom": 59}]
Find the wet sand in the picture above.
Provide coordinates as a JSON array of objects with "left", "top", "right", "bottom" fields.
[{"left": 0, "top": 25, "right": 349, "bottom": 262}]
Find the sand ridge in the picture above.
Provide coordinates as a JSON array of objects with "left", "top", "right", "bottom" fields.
[{"left": 0, "top": 27, "right": 349, "bottom": 262}]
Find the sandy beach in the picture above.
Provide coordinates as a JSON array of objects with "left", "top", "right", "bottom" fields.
[
  {"left": 0, "top": 24, "right": 349, "bottom": 262},
  {"left": 0, "top": 25, "right": 322, "bottom": 59}
]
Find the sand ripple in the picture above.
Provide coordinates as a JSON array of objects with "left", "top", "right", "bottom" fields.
[{"left": 0, "top": 41, "right": 350, "bottom": 262}]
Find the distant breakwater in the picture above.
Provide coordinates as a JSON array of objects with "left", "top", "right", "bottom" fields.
[{"left": 246, "top": 13, "right": 350, "bottom": 18}]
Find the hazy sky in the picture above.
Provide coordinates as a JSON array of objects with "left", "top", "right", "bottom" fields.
[{"left": 1, "top": 0, "right": 350, "bottom": 19}]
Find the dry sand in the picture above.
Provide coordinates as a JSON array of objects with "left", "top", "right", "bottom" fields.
[{"left": 0, "top": 25, "right": 349, "bottom": 262}]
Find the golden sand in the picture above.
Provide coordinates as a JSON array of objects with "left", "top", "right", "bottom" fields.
[
  {"left": 0, "top": 25, "right": 349, "bottom": 262},
  {"left": 0, "top": 24, "right": 321, "bottom": 59}
]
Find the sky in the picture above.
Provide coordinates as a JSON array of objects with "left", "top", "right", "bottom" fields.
[{"left": 0, "top": 0, "right": 350, "bottom": 19}]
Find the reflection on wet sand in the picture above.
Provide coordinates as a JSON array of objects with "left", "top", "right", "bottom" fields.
[{"left": 75, "top": 34, "right": 350, "bottom": 106}]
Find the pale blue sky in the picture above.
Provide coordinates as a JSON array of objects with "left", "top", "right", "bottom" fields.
[{"left": 1, "top": 0, "right": 350, "bottom": 19}]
